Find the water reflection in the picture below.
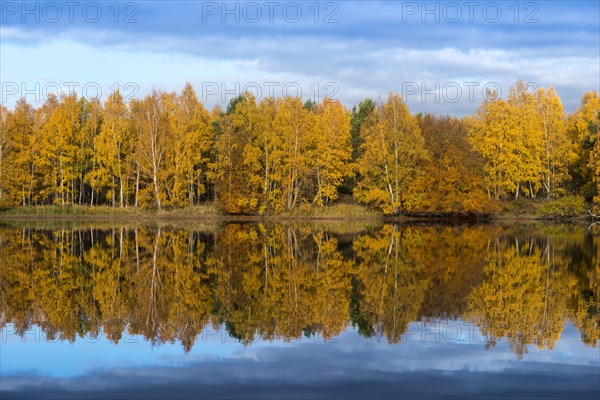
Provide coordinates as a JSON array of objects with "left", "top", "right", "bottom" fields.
[{"left": 0, "top": 223, "right": 598, "bottom": 357}]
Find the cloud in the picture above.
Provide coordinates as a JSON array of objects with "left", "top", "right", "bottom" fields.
[
  {"left": 1, "top": 1, "right": 598, "bottom": 114},
  {"left": 3, "top": 369, "right": 599, "bottom": 400},
  {"left": 2, "top": 335, "right": 599, "bottom": 399},
  {"left": 1, "top": 322, "right": 598, "bottom": 399}
]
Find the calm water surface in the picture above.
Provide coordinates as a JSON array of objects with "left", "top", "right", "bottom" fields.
[{"left": 0, "top": 222, "right": 598, "bottom": 399}]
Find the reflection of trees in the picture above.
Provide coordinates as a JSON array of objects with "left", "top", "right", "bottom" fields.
[
  {"left": 353, "top": 225, "right": 430, "bottom": 343},
  {"left": 208, "top": 225, "right": 352, "bottom": 344},
  {"left": 0, "top": 223, "right": 597, "bottom": 356},
  {"left": 127, "top": 227, "right": 214, "bottom": 350},
  {"left": 418, "top": 226, "right": 495, "bottom": 319},
  {"left": 468, "top": 237, "right": 574, "bottom": 358},
  {"left": 568, "top": 227, "right": 599, "bottom": 345}
]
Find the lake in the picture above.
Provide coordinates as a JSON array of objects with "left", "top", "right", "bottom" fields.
[{"left": 0, "top": 221, "right": 598, "bottom": 399}]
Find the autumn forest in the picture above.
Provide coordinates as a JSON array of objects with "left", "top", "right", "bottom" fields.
[{"left": 0, "top": 82, "right": 598, "bottom": 215}]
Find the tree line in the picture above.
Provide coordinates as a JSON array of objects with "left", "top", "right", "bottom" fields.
[
  {"left": 0, "top": 223, "right": 597, "bottom": 356},
  {"left": 0, "top": 82, "right": 598, "bottom": 213}
]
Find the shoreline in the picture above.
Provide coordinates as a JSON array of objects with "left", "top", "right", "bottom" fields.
[{"left": 0, "top": 207, "right": 593, "bottom": 224}]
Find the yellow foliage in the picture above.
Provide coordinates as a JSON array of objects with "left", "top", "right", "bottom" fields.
[
  {"left": 0, "top": 84, "right": 593, "bottom": 213},
  {"left": 354, "top": 94, "right": 429, "bottom": 214}
]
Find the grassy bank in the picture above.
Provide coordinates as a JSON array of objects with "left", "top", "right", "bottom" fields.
[
  {"left": 0, "top": 203, "right": 380, "bottom": 221},
  {"left": 0, "top": 204, "right": 223, "bottom": 220},
  {"left": 0, "top": 198, "right": 594, "bottom": 222},
  {"left": 0, "top": 204, "right": 381, "bottom": 234},
  {"left": 274, "top": 204, "right": 381, "bottom": 220}
]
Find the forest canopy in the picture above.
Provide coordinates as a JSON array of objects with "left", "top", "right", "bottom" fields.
[{"left": 0, "top": 82, "right": 598, "bottom": 214}]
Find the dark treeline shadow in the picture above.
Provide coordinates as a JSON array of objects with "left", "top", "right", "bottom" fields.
[{"left": 0, "top": 223, "right": 597, "bottom": 356}]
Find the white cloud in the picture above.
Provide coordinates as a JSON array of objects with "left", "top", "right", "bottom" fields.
[{"left": 1, "top": 27, "right": 598, "bottom": 114}]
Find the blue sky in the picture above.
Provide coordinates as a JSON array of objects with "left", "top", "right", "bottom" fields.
[{"left": 1, "top": 1, "right": 599, "bottom": 114}]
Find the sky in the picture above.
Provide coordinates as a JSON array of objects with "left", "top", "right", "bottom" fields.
[
  {"left": 0, "top": 1, "right": 599, "bottom": 115},
  {"left": 1, "top": 321, "right": 599, "bottom": 399}
]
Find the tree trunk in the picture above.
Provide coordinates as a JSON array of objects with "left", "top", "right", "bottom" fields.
[{"left": 135, "top": 168, "right": 140, "bottom": 208}]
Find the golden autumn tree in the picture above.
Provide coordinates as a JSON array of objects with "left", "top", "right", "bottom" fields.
[
  {"left": 466, "top": 95, "right": 504, "bottom": 199},
  {"left": 209, "top": 93, "right": 263, "bottom": 213},
  {"left": 36, "top": 93, "right": 83, "bottom": 205},
  {"left": 468, "top": 85, "right": 537, "bottom": 200},
  {"left": 28, "top": 95, "right": 59, "bottom": 205},
  {"left": 4, "top": 100, "right": 37, "bottom": 206},
  {"left": 469, "top": 82, "right": 577, "bottom": 200},
  {"left": 0, "top": 105, "right": 11, "bottom": 204},
  {"left": 130, "top": 92, "right": 170, "bottom": 209},
  {"left": 275, "top": 96, "right": 313, "bottom": 211},
  {"left": 90, "top": 91, "right": 133, "bottom": 207},
  {"left": 536, "top": 87, "right": 574, "bottom": 197},
  {"left": 74, "top": 98, "right": 101, "bottom": 205},
  {"left": 508, "top": 81, "right": 545, "bottom": 198},
  {"left": 309, "top": 99, "right": 353, "bottom": 206},
  {"left": 163, "top": 83, "right": 213, "bottom": 207},
  {"left": 415, "top": 114, "right": 497, "bottom": 213},
  {"left": 255, "top": 97, "right": 282, "bottom": 213},
  {"left": 29, "top": 93, "right": 100, "bottom": 206},
  {"left": 354, "top": 94, "right": 428, "bottom": 214},
  {"left": 209, "top": 96, "right": 352, "bottom": 213},
  {"left": 568, "top": 91, "right": 600, "bottom": 205}
]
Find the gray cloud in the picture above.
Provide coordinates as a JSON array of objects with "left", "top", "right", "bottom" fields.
[
  {"left": 2, "top": 324, "right": 599, "bottom": 399},
  {"left": 2, "top": 354, "right": 598, "bottom": 399},
  {"left": 1, "top": 1, "right": 598, "bottom": 114}
]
